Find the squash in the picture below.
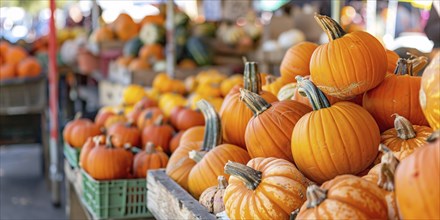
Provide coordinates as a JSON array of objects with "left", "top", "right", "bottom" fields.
[
  {"left": 261, "top": 75, "right": 286, "bottom": 96},
  {"left": 5, "top": 46, "right": 28, "bottom": 66},
  {"left": 199, "top": 176, "right": 227, "bottom": 214},
  {"left": 123, "top": 37, "right": 143, "bottom": 57},
  {"left": 280, "top": 41, "right": 318, "bottom": 83},
  {"left": 17, "top": 57, "right": 41, "bottom": 78},
  {"left": 139, "top": 14, "right": 165, "bottom": 27},
  {"left": 133, "top": 142, "right": 169, "bottom": 178},
  {"left": 95, "top": 108, "right": 115, "bottom": 130},
  {"left": 123, "top": 84, "right": 146, "bottom": 106},
  {"left": 174, "top": 107, "right": 205, "bottom": 131},
  {"left": 139, "top": 43, "right": 164, "bottom": 62},
  {"left": 79, "top": 135, "right": 106, "bottom": 171},
  {"left": 0, "top": 63, "right": 16, "bottom": 81},
  {"left": 386, "top": 49, "right": 400, "bottom": 73},
  {"left": 420, "top": 52, "right": 440, "bottom": 130},
  {"left": 141, "top": 115, "right": 174, "bottom": 154},
  {"left": 136, "top": 107, "right": 166, "bottom": 130},
  {"left": 139, "top": 23, "right": 165, "bottom": 45},
  {"left": 93, "top": 26, "right": 114, "bottom": 42},
  {"left": 104, "top": 111, "right": 127, "bottom": 131},
  {"left": 63, "top": 113, "right": 101, "bottom": 148},
  {"left": 220, "top": 74, "right": 243, "bottom": 97},
  {"left": 107, "top": 121, "right": 141, "bottom": 148},
  {"left": 310, "top": 14, "right": 387, "bottom": 99},
  {"left": 127, "top": 98, "right": 157, "bottom": 126},
  {"left": 158, "top": 93, "right": 187, "bottom": 117},
  {"left": 113, "top": 13, "right": 138, "bottom": 41},
  {"left": 291, "top": 77, "right": 380, "bottom": 184},
  {"left": 128, "top": 58, "right": 150, "bottom": 71},
  {"left": 186, "top": 36, "right": 213, "bottom": 66},
  {"left": 169, "top": 131, "right": 184, "bottom": 153}
]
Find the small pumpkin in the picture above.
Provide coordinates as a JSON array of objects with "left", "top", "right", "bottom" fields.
[
  {"left": 136, "top": 107, "right": 166, "bottom": 130},
  {"left": 420, "top": 52, "right": 440, "bottom": 130},
  {"left": 174, "top": 107, "right": 205, "bottom": 131},
  {"left": 0, "top": 63, "right": 16, "bottom": 81},
  {"left": 158, "top": 93, "right": 187, "bottom": 116},
  {"left": 261, "top": 75, "right": 286, "bottom": 96},
  {"left": 141, "top": 115, "right": 174, "bottom": 154},
  {"left": 169, "top": 131, "right": 184, "bottom": 153},
  {"left": 139, "top": 43, "right": 164, "bottom": 62},
  {"left": 104, "top": 111, "right": 127, "bottom": 131},
  {"left": 17, "top": 57, "right": 41, "bottom": 78},
  {"left": 63, "top": 113, "right": 101, "bottom": 148},
  {"left": 5, "top": 46, "right": 28, "bottom": 66},
  {"left": 95, "top": 108, "right": 115, "bottom": 130},
  {"left": 107, "top": 121, "right": 141, "bottom": 148},
  {"left": 127, "top": 98, "right": 157, "bottom": 125},
  {"left": 291, "top": 77, "right": 380, "bottom": 184},
  {"left": 224, "top": 158, "right": 309, "bottom": 220},
  {"left": 112, "top": 13, "right": 138, "bottom": 41},
  {"left": 79, "top": 135, "right": 105, "bottom": 171},
  {"left": 199, "top": 176, "right": 228, "bottom": 214},
  {"left": 133, "top": 142, "right": 169, "bottom": 178},
  {"left": 280, "top": 41, "right": 318, "bottom": 83}
]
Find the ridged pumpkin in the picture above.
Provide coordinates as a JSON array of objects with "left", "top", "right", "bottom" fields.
[
  {"left": 126, "top": 97, "right": 157, "bottom": 125},
  {"left": 123, "top": 84, "right": 146, "bottom": 106},
  {"left": 224, "top": 158, "right": 309, "bottom": 220},
  {"left": 174, "top": 107, "right": 205, "bottom": 131},
  {"left": 133, "top": 142, "right": 169, "bottom": 178},
  {"left": 291, "top": 78, "right": 380, "bottom": 184},
  {"left": 136, "top": 107, "right": 166, "bottom": 130},
  {"left": 187, "top": 100, "right": 250, "bottom": 199},
  {"left": 107, "top": 121, "right": 141, "bottom": 148},
  {"left": 295, "top": 175, "right": 388, "bottom": 219},
  {"left": 179, "top": 126, "right": 205, "bottom": 146},
  {"left": 380, "top": 114, "right": 433, "bottom": 160},
  {"left": 363, "top": 58, "right": 429, "bottom": 132},
  {"left": 419, "top": 52, "right": 440, "bottom": 130},
  {"left": 395, "top": 131, "right": 440, "bottom": 219},
  {"left": 241, "top": 89, "right": 311, "bottom": 162},
  {"left": 280, "top": 41, "right": 318, "bottom": 83},
  {"left": 141, "top": 115, "right": 174, "bottom": 153},
  {"left": 219, "top": 62, "right": 278, "bottom": 149},
  {"left": 63, "top": 113, "right": 101, "bottom": 148},
  {"left": 17, "top": 57, "right": 41, "bottom": 78},
  {"left": 310, "top": 14, "right": 387, "bottom": 99},
  {"left": 79, "top": 135, "right": 105, "bottom": 171},
  {"left": 386, "top": 49, "right": 400, "bottom": 73}
]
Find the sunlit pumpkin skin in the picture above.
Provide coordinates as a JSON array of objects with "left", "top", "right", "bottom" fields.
[
  {"left": 169, "top": 106, "right": 185, "bottom": 129},
  {"left": 386, "top": 49, "right": 400, "bottom": 73},
  {"left": 95, "top": 108, "right": 115, "bottom": 130},
  {"left": 179, "top": 126, "right": 204, "bottom": 146},
  {"left": 112, "top": 13, "right": 138, "bottom": 41},
  {"left": 133, "top": 142, "right": 169, "bottom": 178},
  {"left": 291, "top": 77, "right": 380, "bottom": 184},
  {"left": 136, "top": 107, "right": 166, "bottom": 130},
  {"left": 5, "top": 46, "right": 28, "bottom": 66},
  {"left": 139, "top": 14, "right": 165, "bottom": 26},
  {"left": 158, "top": 93, "right": 187, "bottom": 116},
  {"left": 420, "top": 52, "right": 440, "bottom": 130},
  {"left": 0, "top": 63, "right": 16, "bottom": 81},
  {"left": 395, "top": 131, "right": 440, "bottom": 219},
  {"left": 141, "top": 116, "right": 174, "bottom": 153},
  {"left": 175, "top": 108, "right": 205, "bottom": 131},
  {"left": 107, "top": 121, "right": 141, "bottom": 148},
  {"left": 219, "top": 62, "right": 278, "bottom": 149},
  {"left": 86, "top": 136, "right": 133, "bottom": 180},
  {"left": 199, "top": 176, "right": 228, "bottom": 214},
  {"left": 153, "top": 74, "right": 186, "bottom": 95},
  {"left": 280, "top": 41, "right": 318, "bottom": 83},
  {"left": 17, "top": 57, "right": 41, "bottom": 78},
  {"left": 241, "top": 89, "right": 311, "bottom": 162},
  {"left": 79, "top": 135, "right": 105, "bottom": 171},
  {"left": 224, "top": 158, "right": 309, "bottom": 220},
  {"left": 169, "top": 131, "right": 184, "bottom": 153},
  {"left": 310, "top": 14, "right": 387, "bottom": 99},
  {"left": 296, "top": 175, "right": 388, "bottom": 219},
  {"left": 123, "top": 84, "right": 146, "bottom": 106},
  {"left": 380, "top": 114, "right": 433, "bottom": 160},
  {"left": 139, "top": 43, "right": 164, "bottom": 62},
  {"left": 364, "top": 58, "right": 429, "bottom": 132}
]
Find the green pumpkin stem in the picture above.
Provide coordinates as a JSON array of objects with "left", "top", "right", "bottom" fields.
[
  {"left": 378, "top": 144, "right": 399, "bottom": 191},
  {"left": 239, "top": 89, "right": 271, "bottom": 116},
  {"left": 74, "top": 112, "right": 82, "bottom": 120},
  {"left": 224, "top": 161, "right": 262, "bottom": 190},
  {"left": 145, "top": 142, "right": 156, "bottom": 154},
  {"left": 196, "top": 99, "right": 222, "bottom": 152},
  {"left": 217, "top": 176, "right": 228, "bottom": 189},
  {"left": 188, "top": 150, "right": 207, "bottom": 163},
  {"left": 392, "top": 114, "right": 416, "bottom": 140},
  {"left": 314, "top": 14, "right": 346, "bottom": 41},
  {"left": 306, "top": 185, "right": 328, "bottom": 208},
  {"left": 243, "top": 61, "right": 262, "bottom": 94},
  {"left": 296, "top": 76, "right": 331, "bottom": 110}
]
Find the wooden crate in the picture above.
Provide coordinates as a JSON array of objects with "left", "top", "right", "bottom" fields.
[{"left": 147, "top": 169, "right": 216, "bottom": 220}]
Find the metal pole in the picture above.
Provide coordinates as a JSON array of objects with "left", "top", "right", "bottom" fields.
[
  {"left": 166, "top": 0, "right": 175, "bottom": 78},
  {"left": 331, "top": 0, "right": 342, "bottom": 23},
  {"left": 366, "top": 0, "right": 377, "bottom": 36},
  {"left": 49, "top": 0, "right": 61, "bottom": 206}
]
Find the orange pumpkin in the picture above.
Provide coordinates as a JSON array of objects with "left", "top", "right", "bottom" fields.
[
  {"left": 179, "top": 126, "right": 205, "bottom": 146},
  {"left": 139, "top": 43, "right": 164, "bottom": 62},
  {"left": 280, "top": 41, "right": 318, "bottom": 83},
  {"left": 386, "top": 49, "right": 400, "bottom": 73},
  {"left": 116, "top": 56, "right": 133, "bottom": 66},
  {"left": 127, "top": 97, "right": 157, "bottom": 125},
  {"left": 112, "top": 13, "right": 138, "bottom": 41},
  {"left": 79, "top": 135, "right": 106, "bottom": 171},
  {"left": 169, "top": 131, "right": 184, "bottom": 153},
  {"left": 123, "top": 84, "right": 147, "bottom": 106},
  {"left": 261, "top": 75, "right": 286, "bottom": 96},
  {"left": 224, "top": 158, "right": 309, "bottom": 219},
  {"left": 363, "top": 58, "right": 429, "bottom": 132},
  {"left": 133, "top": 142, "right": 169, "bottom": 178},
  {"left": 174, "top": 107, "right": 205, "bottom": 131},
  {"left": 5, "top": 46, "right": 28, "bottom": 66},
  {"left": 291, "top": 78, "right": 380, "bottom": 184},
  {"left": 141, "top": 115, "right": 174, "bottom": 153},
  {"left": 95, "top": 108, "right": 115, "bottom": 130},
  {"left": 0, "top": 41, "right": 9, "bottom": 57},
  {"left": 0, "top": 63, "right": 16, "bottom": 81},
  {"left": 241, "top": 89, "right": 311, "bottom": 162},
  {"left": 63, "top": 113, "right": 101, "bottom": 148},
  {"left": 128, "top": 58, "right": 150, "bottom": 71},
  {"left": 104, "top": 111, "right": 127, "bottom": 131},
  {"left": 139, "top": 14, "right": 165, "bottom": 26},
  {"left": 220, "top": 74, "right": 243, "bottom": 97},
  {"left": 419, "top": 52, "right": 440, "bottom": 130},
  {"left": 107, "top": 121, "right": 141, "bottom": 148},
  {"left": 17, "top": 57, "right": 41, "bottom": 78},
  {"left": 137, "top": 107, "right": 166, "bottom": 130},
  {"left": 310, "top": 14, "right": 387, "bottom": 99},
  {"left": 94, "top": 26, "right": 114, "bottom": 42},
  {"left": 395, "top": 131, "right": 440, "bottom": 219}
]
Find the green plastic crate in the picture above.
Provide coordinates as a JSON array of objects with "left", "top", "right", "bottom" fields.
[
  {"left": 81, "top": 170, "right": 152, "bottom": 219},
  {"left": 64, "top": 142, "right": 80, "bottom": 168}
]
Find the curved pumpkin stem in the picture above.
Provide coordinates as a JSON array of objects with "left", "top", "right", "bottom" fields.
[
  {"left": 243, "top": 61, "right": 262, "bottom": 94},
  {"left": 306, "top": 185, "right": 328, "bottom": 208},
  {"left": 378, "top": 144, "right": 399, "bottom": 191},
  {"left": 188, "top": 150, "right": 207, "bottom": 163},
  {"left": 196, "top": 99, "right": 222, "bottom": 152},
  {"left": 394, "top": 58, "right": 415, "bottom": 76},
  {"left": 392, "top": 114, "right": 416, "bottom": 140},
  {"left": 224, "top": 161, "right": 262, "bottom": 190},
  {"left": 314, "top": 14, "right": 346, "bottom": 41},
  {"left": 406, "top": 52, "right": 428, "bottom": 74},
  {"left": 239, "top": 89, "right": 271, "bottom": 116},
  {"left": 153, "top": 114, "right": 164, "bottom": 126},
  {"left": 145, "top": 142, "right": 156, "bottom": 154},
  {"left": 217, "top": 176, "right": 228, "bottom": 190},
  {"left": 296, "top": 76, "right": 330, "bottom": 110}
]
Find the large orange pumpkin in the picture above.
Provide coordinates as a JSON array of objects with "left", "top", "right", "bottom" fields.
[
  {"left": 133, "top": 142, "right": 169, "bottom": 178},
  {"left": 310, "top": 14, "right": 387, "bottom": 99},
  {"left": 419, "top": 52, "right": 440, "bottom": 130},
  {"left": 112, "top": 13, "right": 138, "bottom": 41},
  {"left": 17, "top": 57, "right": 42, "bottom": 78},
  {"left": 280, "top": 41, "right": 318, "bottom": 83},
  {"left": 219, "top": 62, "right": 278, "bottom": 149},
  {"left": 363, "top": 58, "right": 429, "bottom": 132},
  {"left": 141, "top": 115, "right": 174, "bottom": 153},
  {"left": 291, "top": 78, "right": 380, "bottom": 184},
  {"left": 223, "top": 158, "right": 309, "bottom": 219},
  {"left": 395, "top": 131, "right": 440, "bottom": 219},
  {"left": 0, "top": 63, "right": 16, "bottom": 81},
  {"left": 5, "top": 46, "right": 28, "bottom": 66},
  {"left": 241, "top": 89, "right": 311, "bottom": 162}
]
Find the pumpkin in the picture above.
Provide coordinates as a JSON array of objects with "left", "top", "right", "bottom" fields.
[
  {"left": 128, "top": 58, "right": 150, "bottom": 71},
  {"left": 86, "top": 136, "right": 133, "bottom": 180},
  {"left": 133, "top": 142, "right": 169, "bottom": 178},
  {"left": 137, "top": 107, "right": 166, "bottom": 130},
  {"left": 127, "top": 97, "right": 158, "bottom": 125},
  {"left": 141, "top": 115, "right": 174, "bottom": 154},
  {"left": 219, "top": 62, "right": 278, "bottom": 149},
  {"left": 420, "top": 52, "right": 440, "bottom": 130},
  {"left": 395, "top": 131, "right": 440, "bottom": 219},
  {"left": 223, "top": 158, "right": 309, "bottom": 220},
  {"left": 17, "top": 57, "right": 41, "bottom": 78},
  {"left": 174, "top": 107, "right": 205, "bottom": 131},
  {"left": 63, "top": 113, "right": 101, "bottom": 148},
  {"left": 139, "top": 14, "right": 165, "bottom": 27},
  {"left": 95, "top": 108, "right": 115, "bottom": 130},
  {"left": 5, "top": 46, "right": 28, "bottom": 66},
  {"left": 0, "top": 41, "right": 9, "bottom": 57},
  {"left": 291, "top": 77, "right": 380, "bottom": 184},
  {"left": 295, "top": 175, "right": 388, "bottom": 219},
  {"left": 363, "top": 58, "right": 429, "bottom": 132},
  {"left": 386, "top": 49, "right": 400, "bottom": 73},
  {"left": 94, "top": 26, "right": 114, "bottom": 42},
  {"left": 261, "top": 75, "right": 286, "bottom": 96},
  {"left": 169, "top": 131, "right": 184, "bottom": 153},
  {"left": 0, "top": 63, "right": 16, "bottom": 81},
  {"left": 79, "top": 135, "right": 105, "bottom": 171},
  {"left": 199, "top": 176, "right": 228, "bottom": 214},
  {"left": 195, "top": 82, "right": 222, "bottom": 98},
  {"left": 123, "top": 84, "right": 147, "bottom": 106},
  {"left": 179, "top": 126, "right": 205, "bottom": 146},
  {"left": 107, "top": 121, "right": 141, "bottom": 148},
  {"left": 380, "top": 114, "right": 433, "bottom": 160},
  {"left": 280, "top": 41, "right": 318, "bottom": 83},
  {"left": 152, "top": 74, "right": 186, "bottom": 95},
  {"left": 241, "top": 89, "right": 311, "bottom": 162},
  {"left": 187, "top": 100, "right": 250, "bottom": 199},
  {"left": 220, "top": 74, "right": 243, "bottom": 97},
  {"left": 139, "top": 43, "right": 164, "bottom": 62},
  {"left": 112, "top": 13, "right": 138, "bottom": 41},
  {"left": 363, "top": 144, "right": 400, "bottom": 220},
  {"left": 178, "top": 59, "right": 197, "bottom": 69},
  {"left": 310, "top": 14, "right": 387, "bottom": 99},
  {"left": 104, "top": 111, "right": 127, "bottom": 131}
]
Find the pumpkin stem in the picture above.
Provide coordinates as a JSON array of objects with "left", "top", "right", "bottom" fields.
[
  {"left": 188, "top": 150, "right": 207, "bottom": 163},
  {"left": 242, "top": 56, "right": 248, "bottom": 64},
  {"left": 296, "top": 76, "right": 331, "bottom": 110},
  {"left": 105, "top": 135, "right": 115, "bottom": 149},
  {"left": 378, "top": 144, "right": 399, "bottom": 191},
  {"left": 153, "top": 114, "right": 164, "bottom": 126},
  {"left": 406, "top": 52, "right": 428, "bottom": 74},
  {"left": 290, "top": 209, "right": 300, "bottom": 220},
  {"left": 426, "top": 130, "right": 440, "bottom": 143},
  {"left": 145, "top": 142, "right": 156, "bottom": 154},
  {"left": 394, "top": 58, "right": 414, "bottom": 76},
  {"left": 217, "top": 176, "right": 228, "bottom": 189},
  {"left": 392, "top": 114, "right": 416, "bottom": 140},
  {"left": 265, "top": 75, "right": 276, "bottom": 85},
  {"left": 224, "top": 161, "right": 262, "bottom": 190},
  {"left": 314, "top": 14, "right": 346, "bottom": 41},
  {"left": 243, "top": 61, "right": 262, "bottom": 94},
  {"left": 239, "top": 89, "right": 271, "bottom": 116},
  {"left": 74, "top": 112, "right": 82, "bottom": 120},
  {"left": 196, "top": 100, "right": 222, "bottom": 152},
  {"left": 306, "top": 185, "right": 328, "bottom": 208}
]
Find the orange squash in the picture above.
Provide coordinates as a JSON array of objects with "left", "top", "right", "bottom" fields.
[
  {"left": 386, "top": 49, "right": 400, "bottom": 73},
  {"left": 112, "top": 13, "right": 138, "bottom": 41},
  {"left": 17, "top": 57, "right": 41, "bottom": 78},
  {"left": 94, "top": 26, "right": 114, "bottom": 42},
  {"left": 141, "top": 115, "right": 174, "bottom": 153},
  {"left": 139, "top": 43, "right": 164, "bottom": 62},
  {"left": 137, "top": 107, "right": 166, "bottom": 130},
  {"left": 128, "top": 58, "right": 150, "bottom": 71},
  {"left": 79, "top": 135, "right": 106, "bottom": 171},
  {"left": 280, "top": 41, "right": 318, "bottom": 83},
  {"left": 107, "top": 121, "right": 141, "bottom": 148},
  {"left": 5, "top": 46, "right": 28, "bottom": 66},
  {"left": 139, "top": 14, "right": 165, "bottom": 26},
  {"left": 0, "top": 63, "right": 16, "bottom": 81}
]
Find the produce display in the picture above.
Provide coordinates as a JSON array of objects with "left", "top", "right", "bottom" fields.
[{"left": 0, "top": 41, "right": 43, "bottom": 81}]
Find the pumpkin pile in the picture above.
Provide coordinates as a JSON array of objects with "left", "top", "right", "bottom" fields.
[{"left": 0, "top": 41, "right": 43, "bottom": 81}]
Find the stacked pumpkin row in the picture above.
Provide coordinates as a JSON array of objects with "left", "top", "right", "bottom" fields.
[
  {"left": 0, "top": 41, "right": 43, "bottom": 81},
  {"left": 161, "top": 14, "right": 439, "bottom": 220}
]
